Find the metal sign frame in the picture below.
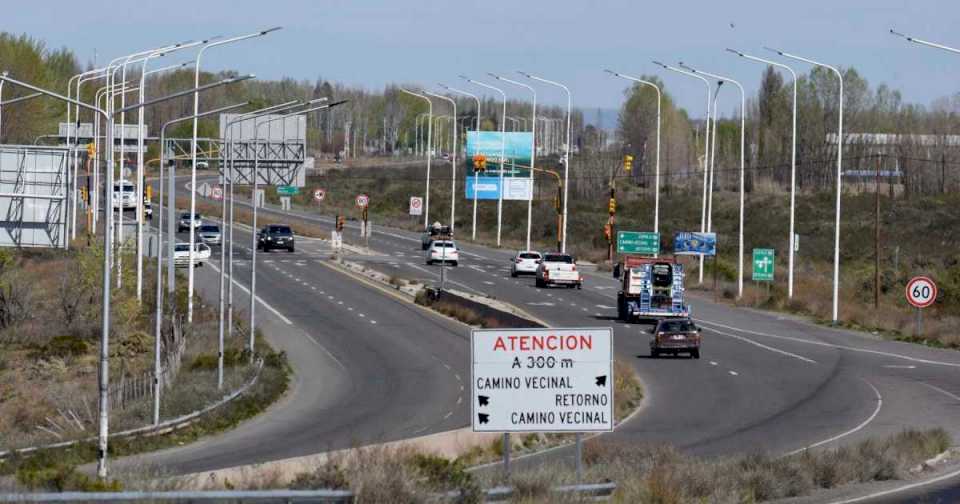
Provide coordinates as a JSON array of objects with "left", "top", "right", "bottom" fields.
[{"left": 0, "top": 145, "right": 69, "bottom": 249}]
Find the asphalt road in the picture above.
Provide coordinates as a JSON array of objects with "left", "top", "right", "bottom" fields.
[
  {"left": 135, "top": 174, "right": 960, "bottom": 501},
  {"left": 182, "top": 179, "right": 960, "bottom": 502},
  {"left": 122, "top": 196, "right": 470, "bottom": 474}
]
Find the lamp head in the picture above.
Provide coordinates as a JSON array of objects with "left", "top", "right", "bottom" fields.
[
  {"left": 260, "top": 27, "right": 283, "bottom": 35},
  {"left": 725, "top": 48, "right": 744, "bottom": 57}
]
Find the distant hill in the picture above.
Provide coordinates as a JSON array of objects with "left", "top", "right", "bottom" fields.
[{"left": 581, "top": 107, "right": 620, "bottom": 131}]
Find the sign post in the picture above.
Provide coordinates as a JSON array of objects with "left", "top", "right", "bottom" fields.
[
  {"left": 752, "top": 249, "right": 775, "bottom": 282},
  {"left": 277, "top": 185, "right": 299, "bottom": 196},
  {"left": 616, "top": 231, "right": 659, "bottom": 256},
  {"left": 409, "top": 196, "right": 423, "bottom": 216},
  {"left": 906, "top": 276, "right": 937, "bottom": 337},
  {"left": 313, "top": 188, "right": 325, "bottom": 203},
  {"left": 472, "top": 327, "right": 613, "bottom": 478}
]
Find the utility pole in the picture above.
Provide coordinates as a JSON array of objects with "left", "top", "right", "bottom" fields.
[{"left": 875, "top": 154, "right": 881, "bottom": 310}]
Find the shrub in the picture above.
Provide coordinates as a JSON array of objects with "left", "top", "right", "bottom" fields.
[{"left": 36, "top": 335, "right": 89, "bottom": 358}]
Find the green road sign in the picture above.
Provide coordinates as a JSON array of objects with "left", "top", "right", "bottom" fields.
[
  {"left": 753, "top": 248, "right": 775, "bottom": 282},
  {"left": 277, "top": 185, "right": 299, "bottom": 196},
  {"left": 617, "top": 231, "right": 659, "bottom": 255}
]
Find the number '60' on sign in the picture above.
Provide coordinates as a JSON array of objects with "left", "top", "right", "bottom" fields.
[{"left": 906, "top": 276, "right": 937, "bottom": 309}]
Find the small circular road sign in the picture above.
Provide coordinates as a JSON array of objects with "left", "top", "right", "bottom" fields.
[
  {"left": 313, "top": 188, "right": 326, "bottom": 202},
  {"left": 211, "top": 186, "right": 223, "bottom": 200},
  {"left": 356, "top": 194, "right": 369, "bottom": 208},
  {"left": 906, "top": 276, "right": 937, "bottom": 309}
]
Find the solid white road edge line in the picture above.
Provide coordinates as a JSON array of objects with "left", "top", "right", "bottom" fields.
[
  {"left": 697, "top": 319, "right": 960, "bottom": 368},
  {"left": 828, "top": 465, "right": 960, "bottom": 504},
  {"left": 206, "top": 262, "right": 292, "bottom": 325},
  {"left": 701, "top": 324, "right": 818, "bottom": 364},
  {"left": 920, "top": 382, "right": 960, "bottom": 402},
  {"left": 785, "top": 379, "right": 883, "bottom": 457}
]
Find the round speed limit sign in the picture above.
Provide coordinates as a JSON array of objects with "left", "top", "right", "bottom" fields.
[{"left": 906, "top": 276, "right": 937, "bottom": 308}]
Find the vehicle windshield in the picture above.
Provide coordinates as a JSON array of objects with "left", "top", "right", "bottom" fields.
[
  {"left": 174, "top": 244, "right": 190, "bottom": 252},
  {"left": 199, "top": 225, "right": 219, "bottom": 233},
  {"left": 519, "top": 252, "right": 541, "bottom": 260},
  {"left": 268, "top": 226, "right": 292, "bottom": 235},
  {"left": 113, "top": 184, "right": 134, "bottom": 192},
  {"left": 181, "top": 213, "right": 200, "bottom": 219},
  {"left": 543, "top": 254, "right": 573, "bottom": 263},
  {"left": 659, "top": 320, "right": 697, "bottom": 332}
]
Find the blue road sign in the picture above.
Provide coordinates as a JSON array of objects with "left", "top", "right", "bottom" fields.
[{"left": 674, "top": 232, "right": 717, "bottom": 256}]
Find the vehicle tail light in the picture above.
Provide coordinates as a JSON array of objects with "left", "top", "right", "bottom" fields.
[
  {"left": 571, "top": 265, "right": 577, "bottom": 271},
  {"left": 516, "top": 258, "right": 522, "bottom": 263}
]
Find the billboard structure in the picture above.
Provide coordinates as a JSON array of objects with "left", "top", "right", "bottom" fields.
[
  {"left": 0, "top": 146, "right": 68, "bottom": 248},
  {"left": 465, "top": 131, "right": 533, "bottom": 200},
  {"left": 218, "top": 113, "right": 307, "bottom": 187}
]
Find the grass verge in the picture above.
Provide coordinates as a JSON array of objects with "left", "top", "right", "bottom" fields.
[
  {"left": 207, "top": 428, "right": 950, "bottom": 503},
  {"left": 0, "top": 332, "right": 290, "bottom": 491}
]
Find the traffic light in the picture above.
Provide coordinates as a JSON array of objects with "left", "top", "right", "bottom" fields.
[
  {"left": 86, "top": 143, "right": 96, "bottom": 157},
  {"left": 608, "top": 197, "right": 616, "bottom": 215},
  {"left": 80, "top": 187, "right": 87, "bottom": 204},
  {"left": 623, "top": 154, "right": 634, "bottom": 173},
  {"left": 603, "top": 223, "right": 612, "bottom": 242},
  {"left": 473, "top": 154, "right": 487, "bottom": 173},
  {"left": 146, "top": 185, "right": 152, "bottom": 201},
  {"left": 336, "top": 215, "right": 345, "bottom": 232}
]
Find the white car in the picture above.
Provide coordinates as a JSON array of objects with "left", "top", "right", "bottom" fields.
[
  {"left": 426, "top": 240, "right": 459, "bottom": 266},
  {"left": 511, "top": 251, "right": 542, "bottom": 277},
  {"left": 173, "top": 242, "right": 211, "bottom": 268},
  {"left": 535, "top": 253, "right": 582, "bottom": 289}
]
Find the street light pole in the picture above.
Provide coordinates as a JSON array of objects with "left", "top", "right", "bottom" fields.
[
  {"left": 156, "top": 102, "right": 248, "bottom": 418},
  {"left": 605, "top": 70, "right": 661, "bottom": 239},
  {"left": 462, "top": 76, "right": 507, "bottom": 247},
  {"left": 188, "top": 27, "right": 282, "bottom": 324},
  {"left": 680, "top": 63, "right": 746, "bottom": 299},
  {"left": 653, "top": 61, "right": 712, "bottom": 282},
  {"left": 0, "top": 71, "right": 253, "bottom": 480},
  {"left": 728, "top": 49, "right": 798, "bottom": 299},
  {"left": 440, "top": 84, "right": 482, "bottom": 241},
  {"left": 890, "top": 29, "right": 960, "bottom": 54},
  {"left": 425, "top": 91, "right": 457, "bottom": 233},
  {"left": 400, "top": 89, "right": 433, "bottom": 229},
  {"left": 248, "top": 101, "right": 344, "bottom": 356},
  {"left": 225, "top": 100, "right": 301, "bottom": 349},
  {"left": 769, "top": 47, "right": 844, "bottom": 323},
  {"left": 521, "top": 73, "right": 573, "bottom": 253},
  {"left": 491, "top": 74, "right": 536, "bottom": 252}
]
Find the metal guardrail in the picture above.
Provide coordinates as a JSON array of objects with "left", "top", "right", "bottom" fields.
[{"left": 0, "top": 482, "right": 617, "bottom": 502}]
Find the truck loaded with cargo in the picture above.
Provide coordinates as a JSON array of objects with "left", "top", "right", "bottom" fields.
[{"left": 614, "top": 255, "right": 688, "bottom": 321}]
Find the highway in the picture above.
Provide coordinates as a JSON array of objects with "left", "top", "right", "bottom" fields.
[
  {"left": 137, "top": 175, "right": 960, "bottom": 501},
  {"left": 124, "top": 197, "right": 470, "bottom": 474},
  {"left": 190, "top": 179, "right": 960, "bottom": 461}
]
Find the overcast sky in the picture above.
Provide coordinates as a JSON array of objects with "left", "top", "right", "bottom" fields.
[{"left": 7, "top": 0, "right": 958, "bottom": 120}]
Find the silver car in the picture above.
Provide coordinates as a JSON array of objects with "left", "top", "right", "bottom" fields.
[
  {"left": 178, "top": 213, "right": 202, "bottom": 232},
  {"left": 197, "top": 224, "right": 221, "bottom": 245}
]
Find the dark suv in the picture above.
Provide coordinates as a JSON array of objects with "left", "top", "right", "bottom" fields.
[
  {"left": 649, "top": 317, "right": 702, "bottom": 359},
  {"left": 257, "top": 224, "right": 295, "bottom": 252}
]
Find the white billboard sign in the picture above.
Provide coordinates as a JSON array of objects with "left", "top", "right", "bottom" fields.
[
  {"left": 471, "top": 327, "right": 613, "bottom": 433},
  {"left": 503, "top": 178, "right": 533, "bottom": 201}
]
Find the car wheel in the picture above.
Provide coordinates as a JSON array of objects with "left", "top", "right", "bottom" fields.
[
  {"left": 288, "top": 246, "right": 295, "bottom": 253},
  {"left": 651, "top": 349, "right": 659, "bottom": 358},
  {"left": 536, "top": 278, "right": 545, "bottom": 288},
  {"left": 577, "top": 283, "right": 582, "bottom": 290},
  {"left": 452, "top": 261, "right": 458, "bottom": 267},
  {"left": 692, "top": 349, "right": 700, "bottom": 359},
  {"left": 511, "top": 270, "right": 517, "bottom": 278}
]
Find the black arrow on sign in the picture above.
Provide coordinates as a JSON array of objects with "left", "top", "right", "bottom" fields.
[
  {"left": 478, "top": 413, "right": 489, "bottom": 424},
  {"left": 478, "top": 395, "right": 489, "bottom": 407},
  {"left": 595, "top": 375, "right": 607, "bottom": 387}
]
